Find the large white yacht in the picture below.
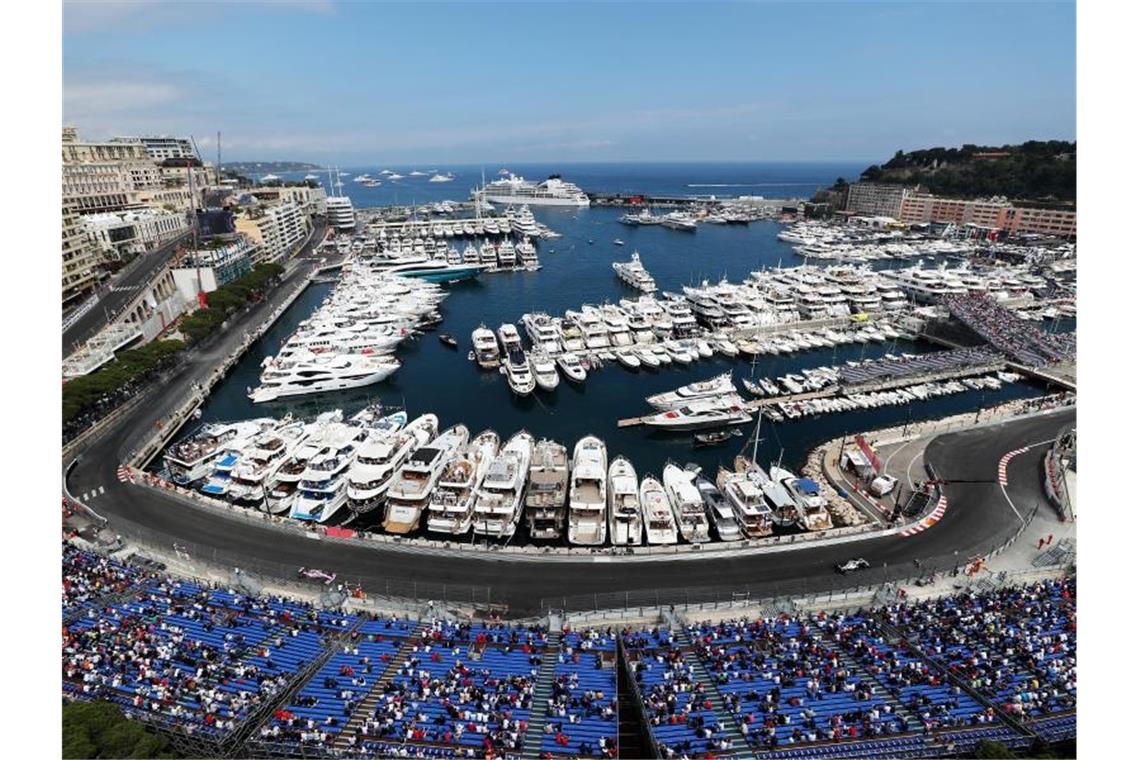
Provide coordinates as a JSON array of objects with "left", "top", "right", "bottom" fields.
[
  {"left": 346, "top": 413, "right": 438, "bottom": 515},
  {"left": 717, "top": 466, "right": 774, "bottom": 539},
  {"left": 568, "top": 435, "right": 608, "bottom": 546},
  {"left": 570, "top": 307, "right": 611, "bottom": 350},
  {"left": 524, "top": 439, "right": 569, "bottom": 540},
  {"left": 290, "top": 420, "right": 367, "bottom": 523},
  {"left": 227, "top": 418, "right": 310, "bottom": 505},
  {"left": 382, "top": 424, "right": 470, "bottom": 534},
  {"left": 263, "top": 411, "right": 343, "bottom": 514},
  {"left": 770, "top": 464, "right": 832, "bottom": 532},
  {"left": 521, "top": 312, "right": 563, "bottom": 355},
  {"left": 662, "top": 463, "right": 711, "bottom": 543},
  {"left": 646, "top": 372, "right": 737, "bottom": 410},
  {"left": 613, "top": 252, "right": 657, "bottom": 293},
  {"left": 640, "top": 475, "right": 678, "bottom": 545},
  {"left": 499, "top": 323, "right": 536, "bottom": 396},
  {"left": 695, "top": 474, "right": 741, "bottom": 541},
  {"left": 251, "top": 352, "right": 400, "bottom": 403},
  {"left": 473, "top": 174, "right": 589, "bottom": 207},
  {"left": 599, "top": 304, "right": 635, "bottom": 347},
  {"left": 471, "top": 325, "right": 501, "bottom": 369},
  {"left": 608, "top": 457, "right": 643, "bottom": 546},
  {"left": 471, "top": 431, "right": 535, "bottom": 540},
  {"left": 163, "top": 418, "right": 276, "bottom": 485},
  {"left": 425, "top": 429, "right": 499, "bottom": 536}
]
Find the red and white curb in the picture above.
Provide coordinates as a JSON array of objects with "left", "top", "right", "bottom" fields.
[
  {"left": 997, "top": 446, "right": 1030, "bottom": 486},
  {"left": 117, "top": 466, "right": 131, "bottom": 483},
  {"left": 898, "top": 495, "right": 947, "bottom": 537}
]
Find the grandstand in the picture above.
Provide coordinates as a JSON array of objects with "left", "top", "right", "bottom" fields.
[{"left": 61, "top": 543, "right": 1075, "bottom": 758}]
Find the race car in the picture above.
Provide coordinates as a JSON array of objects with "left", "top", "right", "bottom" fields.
[
  {"left": 835, "top": 558, "right": 871, "bottom": 574},
  {"left": 297, "top": 566, "right": 337, "bottom": 585}
]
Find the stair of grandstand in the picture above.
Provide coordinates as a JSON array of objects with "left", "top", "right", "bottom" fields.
[
  {"left": 674, "top": 625, "right": 757, "bottom": 757},
  {"left": 616, "top": 652, "right": 650, "bottom": 758},
  {"left": 520, "top": 630, "right": 563, "bottom": 758},
  {"left": 334, "top": 624, "right": 425, "bottom": 750}
]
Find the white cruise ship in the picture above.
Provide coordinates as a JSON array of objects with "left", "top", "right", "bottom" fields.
[
  {"left": 471, "top": 431, "right": 535, "bottom": 540},
  {"left": 382, "top": 424, "right": 470, "bottom": 534},
  {"left": 473, "top": 174, "right": 589, "bottom": 207},
  {"left": 568, "top": 435, "right": 608, "bottom": 546}
]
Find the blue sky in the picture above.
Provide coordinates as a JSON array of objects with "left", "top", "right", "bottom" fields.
[{"left": 63, "top": 1, "right": 1075, "bottom": 164}]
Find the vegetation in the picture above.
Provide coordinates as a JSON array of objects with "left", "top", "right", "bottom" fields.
[
  {"left": 62, "top": 701, "right": 177, "bottom": 759},
  {"left": 62, "top": 339, "right": 185, "bottom": 425},
  {"left": 178, "top": 263, "right": 284, "bottom": 344},
  {"left": 857, "top": 141, "right": 1075, "bottom": 203},
  {"left": 62, "top": 262, "right": 284, "bottom": 428}
]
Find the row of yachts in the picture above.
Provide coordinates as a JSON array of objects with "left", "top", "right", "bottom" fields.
[
  {"left": 376, "top": 235, "right": 540, "bottom": 271},
  {"left": 470, "top": 293, "right": 909, "bottom": 398},
  {"left": 248, "top": 265, "right": 449, "bottom": 403},
  {"left": 362, "top": 205, "right": 560, "bottom": 241},
  {"left": 162, "top": 406, "right": 832, "bottom": 544}
]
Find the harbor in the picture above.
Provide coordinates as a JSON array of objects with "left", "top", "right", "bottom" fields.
[{"left": 142, "top": 172, "right": 1070, "bottom": 552}]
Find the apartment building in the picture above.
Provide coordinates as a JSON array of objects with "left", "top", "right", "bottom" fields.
[
  {"left": 62, "top": 206, "right": 102, "bottom": 306},
  {"left": 82, "top": 208, "right": 190, "bottom": 261},
  {"left": 234, "top": 202, "right": 308, "bottom": 264}
]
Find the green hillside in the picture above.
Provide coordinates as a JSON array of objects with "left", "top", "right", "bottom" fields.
[{"left": 859, "top": 141, "right": 1075, "bottom": 204}]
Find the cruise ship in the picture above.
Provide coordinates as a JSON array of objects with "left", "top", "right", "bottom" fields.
[
  {"left": 568, "top": 435, "right": 608, "bottom": 546},
  {"left": 382, "top": 424, "right": 470, "bottom": 533},
  {"left": 473, "top": 174, "right": 589, "bottom": 207},
  {"left": 471, "top": 431, "right": 535, "bottom": 540}
]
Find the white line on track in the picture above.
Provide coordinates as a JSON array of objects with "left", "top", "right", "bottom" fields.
[{"left": 996, "top": 440, "right": 1053, "bottom": 526}]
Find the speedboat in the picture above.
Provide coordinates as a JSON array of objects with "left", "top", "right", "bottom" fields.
[
  {"left": 608, "top": 456, "right": 643, "bottom": 546},
  {"left": 525, "top": 439, "right": 569, "bottom": 540},
  {"left": 568, "top": 435, "right": 608, "bottom": 546},
  {"left": 425, "top": 429, "right": 499, "bottom": 536},
  {"left": 646, "top": 372, "right": 737, "bottom": 410},
  {"left": 641, "top": 476, "right": 678, "bottom": 545},
  {"left": 662, "top": 463, "right": 711, "bottom": 543},
  {"left": 382, "top": 424, "right": 470, "bottom": 534},
  {"left": 471, "top": 431, "right": 535, "bottom": 540},
  {"left": 633, "top": 346, "right": 661, "bottom": 369}
]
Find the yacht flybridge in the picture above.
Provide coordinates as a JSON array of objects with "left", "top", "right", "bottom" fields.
[
  {"left": 472, "top": 431, "right": 535, "bottom": 540},
  {"left": 426, "top": 429, "right": 499, "bottom": 535},
  {"left": 568, "top": 435, "right": 608, "bottom": 546}
]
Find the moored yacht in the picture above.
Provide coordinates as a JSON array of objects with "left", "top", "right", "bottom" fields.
[
  {"left": 346, "top": 413, "right": 434, "bottom": 515},
  {"left": 646, "top": 372, "right": 737, "bottom": 410},
  {"left": 471, "top": 431, "right": 535, "bottom": 540},
  {"left": 568, "top": 435, "right": 608, "bottom": 546},
  {"left": 425, "top": 429, "right": 500, "bottom": 536},
  {"left": 662, "top": 463, "right": 711, "bottom": 543},
  {"left": 717, "top": 466, "right": 774, "bottom": 539},
  {"left": 471, "top": 325, "right": 500, "bottom": 369},
  {"left": 608, "top": 456, "right": 643, "bottom": 546},
  {"left": 530, "top": 351, "right": 560, "bottom": 391},
  {"left": 770, "top": 464, "right": 832, "bottom": 531},
  {"left": 290, "top": 421, "right": 367, "bottom": 523},
  {"left": 164, "top": 419, "right": 276, "bottom": 485},
  {"left": 641, "top": 475, "right": 678, "bottom": 545},
  {"left": 613, "top": 251, "right": 658, "bottom": 293},
  {"left": 695, "top": 473, "right": 741, "bottom": 541},
  {"left": 227, "top": 419, "right": 311, "bottom": 505},
  {"left": 382, "top": 424, "right": 470, "bottom": 534},
  {"left": 643, "top": 395, "right": 753, "bottom": 432},
  {"left": 525, "top": 439, "right": 569, "bottom": 540},
  {"left": 522, "top": 312, "right": 563, "bottom": 354},
  {"left": 251, "top": 352, "right": 400, "bottom": 403}
]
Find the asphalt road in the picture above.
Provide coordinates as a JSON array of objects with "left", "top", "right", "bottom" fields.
[{"left": 63, "top": 231, "right": 192, "bottom": 354}]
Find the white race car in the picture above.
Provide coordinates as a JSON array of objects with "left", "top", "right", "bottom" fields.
[
  {"left": 297, "top": 566, "right": 337, "bottom": 585},
  {"left": 836, "top": 558, "right": 871, "bottom": 574}
]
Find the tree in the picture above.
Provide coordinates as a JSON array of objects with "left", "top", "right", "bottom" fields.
[{"left": 62, "top": 701, "right": 176, "bottom": 759}]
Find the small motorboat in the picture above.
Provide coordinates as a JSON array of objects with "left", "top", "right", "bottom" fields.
[
  {"left": 613, "top": 239, "right": 625, "bottom": 246},
  {"left": 693, "top": 428, "right": 742, "bottom": 448},
  {"left": 439, "top": 333, "right": 458, "bottom": 348}
]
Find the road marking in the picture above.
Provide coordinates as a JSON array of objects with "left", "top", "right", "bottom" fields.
[
  {"left": 117, "top": 466, "right": 130, "bottom": 482},
  {"left": 905, "top": 448, "right": 925, "bottom": 488},
  {"left": 98, "top": 486, "right": 105, "bottom": 495},
  {"left": 995, "top": 441, "right": 1051, "bottom": 525}
]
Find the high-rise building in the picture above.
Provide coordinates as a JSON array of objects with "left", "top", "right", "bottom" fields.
[
  {"left": 844, "top": 182, "right": 916, "bottom": 218},
  {"left": 62, "top": 206, "right": 101, "bottom": 305},
  {"left": 234, "top": 202, "right": 308, "bottom": 264},
  {"left": 112, "top": 135, "right": 195, "bottom": 162}
]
